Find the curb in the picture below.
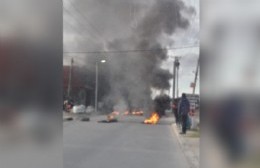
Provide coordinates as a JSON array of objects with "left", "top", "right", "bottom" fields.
[
  {"left": 172, "top": 123, "right": 184, "bottom": 146},
  {"left": 171, "top": 123, "right": 199, "bottom": 168}
]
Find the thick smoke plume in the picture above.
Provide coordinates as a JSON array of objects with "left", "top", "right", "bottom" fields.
[
  {"left": 103, "top": 0, "right": 194, "bottom": 113},
  {"left": 66, "top": 0, "right": 194, "bottom": 114},
  {"left": 153, "top": 94, "right": 171, "bottom": 117}
]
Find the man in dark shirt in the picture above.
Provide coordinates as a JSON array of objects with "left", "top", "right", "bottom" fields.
[{"left": 178, "top": 93, "right": 190, "bottom": 134}]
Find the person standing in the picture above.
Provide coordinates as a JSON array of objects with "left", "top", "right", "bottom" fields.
[
  {"left": 172, "top": 99, "right": 179, "bottom": 125},
  {"left": 178, "top": 93, "right": 190, "bottom": 134}
]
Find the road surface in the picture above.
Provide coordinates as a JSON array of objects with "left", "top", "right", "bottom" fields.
[{"left": 64, "top": 115, "right": 190, "bottom": 168}]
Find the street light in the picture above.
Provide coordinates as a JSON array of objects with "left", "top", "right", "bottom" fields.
[
  {"left": 95, "top": 59, "right": 106, "bottom": 113},
  {"left": 101, "top": 59, "right": 106, "bottom": 63}
]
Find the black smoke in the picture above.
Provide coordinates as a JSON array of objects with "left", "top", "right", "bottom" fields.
[
  {"left": 65, "top": 0, "right": 195, "bottom": 114},
  {"left": 103, "top": 0, "right": 194, "bottom": 113},
  {"left": 153, "top": 94, "right": 171, "bottom": 117}
]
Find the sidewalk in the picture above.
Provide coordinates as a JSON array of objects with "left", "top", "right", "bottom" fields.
[{"left": 172, "top": 123, "right": 200, "bottom": 168}]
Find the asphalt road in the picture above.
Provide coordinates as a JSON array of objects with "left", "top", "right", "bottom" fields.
[{"left": 64, "top": 115, "right": 190, "bottom": 168}]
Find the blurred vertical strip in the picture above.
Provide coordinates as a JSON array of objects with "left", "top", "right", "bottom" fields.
[
  {"left": 0, "top": 0, "right": 62, "bottom": 168},
  {"left": 201, "top": 0, "right": 260, "bottom": 168}
]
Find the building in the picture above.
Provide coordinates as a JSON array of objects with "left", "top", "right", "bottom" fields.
[
  {"left": 63, "top": 66, "right": 94, "bottom": 106},
  {"left": 185, "top": 94, "right": 200, "bottom": 110}
]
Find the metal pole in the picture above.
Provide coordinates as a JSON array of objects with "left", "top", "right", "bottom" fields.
[
  {"left": 176, "top": 66, "right": 179, "bottom": 98},
  {"left": 193, "top": 56, "right": 200, "bottom": 94},
  {"left": 172, "top": 58, "right": 176, "bottom": 114},
  {"left": 67, "top": 58, "right": 73, "bottom": 98},
  {"left": 172, "top": 59, "right": 176, "bottom": 100},
  {"left": 95, "top": 61, "right": 98, "bottom": 113}
]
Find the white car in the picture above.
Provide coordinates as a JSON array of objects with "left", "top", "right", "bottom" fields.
[{"left": 72, "top": 105, "right": 86, "bottom": 114}]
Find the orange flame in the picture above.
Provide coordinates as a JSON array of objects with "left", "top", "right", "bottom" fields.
[
  {"left": 107, "top": 114, "right": 115, "bottom": 121},
  {"left": 111, "top": 111, "right": 120, "bottom": 116},
  {"left": 106, "top": 111, "right": 119, "bottom": 121},
  {"left": 144, "top": 112, "right": 160, "bottom": 124},
  {"left": 124, "top": 111, "right": 129, "bottom": 115}
]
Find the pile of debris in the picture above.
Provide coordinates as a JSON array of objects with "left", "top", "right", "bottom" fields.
[
  {"left": 98, "top": 114, "right": 118, "bottom": 123},
  {"left": 63, "top": 104, "right": 90, "bottom": 122}
]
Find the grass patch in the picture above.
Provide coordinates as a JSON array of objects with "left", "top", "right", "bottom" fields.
[{"left": 186, "top": 129, "right": 200, "bottom": 138}]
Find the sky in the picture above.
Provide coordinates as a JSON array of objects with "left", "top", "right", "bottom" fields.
[{"left": 63, "top": 0, "right": 200, "bottom": 96}]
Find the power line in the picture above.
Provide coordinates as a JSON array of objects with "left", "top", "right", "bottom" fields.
[
  {"left": 63, "top": 7, "right": 103, "bottom": 41},
  {"left": 63, "top": 45, "right": 199, "bottom": 55},
  {"left": 64, "top": 19, "right": 101, "bottom": 45},
  {"left": 64, "top": 20, "right": 85, "bottom": 38},
  {"left": 65, "top": 0, "right": 106, "bottom": 44}
]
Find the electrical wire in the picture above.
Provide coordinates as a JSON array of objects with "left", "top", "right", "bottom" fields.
[{"left": 63, "top": 45, "right": 199, "bottom": 55}]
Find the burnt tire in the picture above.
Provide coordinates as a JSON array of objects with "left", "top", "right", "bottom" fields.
[{"left": 81, "top": 117, "right": 90, "bottom": 122}]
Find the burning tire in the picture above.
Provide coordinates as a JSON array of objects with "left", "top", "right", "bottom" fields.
[
  {"left": 143, "top": 112, "right": 160, "bottom": 124},
  {"left": 98, "top": 114, "right": 118, "bottom": 123}
]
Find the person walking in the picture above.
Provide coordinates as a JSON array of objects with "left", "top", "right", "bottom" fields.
[{"left": 178, "top": 93, "right": 190, "bottom": 134}]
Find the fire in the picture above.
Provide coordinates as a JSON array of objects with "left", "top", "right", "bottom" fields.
[
  {"left": 107, "top": 114, "right": 115, "bottom": 120},
  {"left": 111, "top": 111, "right": 120, "bottom": 116},
  {"left": 124, "top": 111, "right": 129, "bottom": 115},
  {"left": 123, "top": 110, "right": 144, "bottom": 116},
  {"left": 105, "top": 111, "right": 119, "bottom": 122},
  {"left": 144, "top": 112, "right": 160, "bottom": 124},
  {"left": 132, "top": 111, "right": 144, "bottom": 116}
]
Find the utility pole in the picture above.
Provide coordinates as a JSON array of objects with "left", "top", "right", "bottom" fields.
[
  {"left": 172, "top": 57, "right": 180, "bottom": 100},
  {"left": 172, "top": 59, "right": 176, "bottom": 100},
  {"left": 67, "top": 58, "right": 73, "bottom": 98},
  {"left": 95, "top": 61, "right": 99, "bottom": 113},
  {"left": 176, "top": 64, "right": 179, "bottom": 98},
  {"left": 172, "top": 57, "right": 180, "bottom": 114},
  {"left": 193, "top": 56, "right": 200, "bottom": 94}
]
